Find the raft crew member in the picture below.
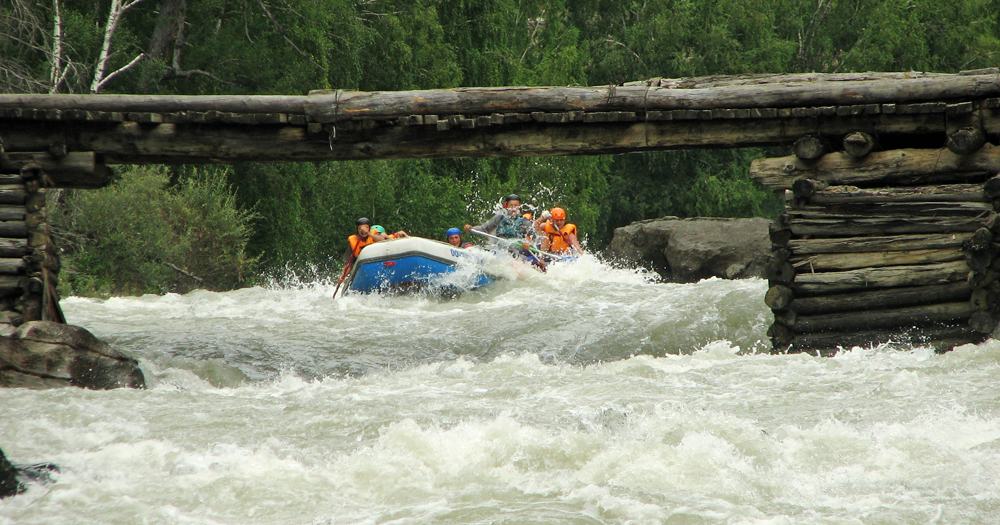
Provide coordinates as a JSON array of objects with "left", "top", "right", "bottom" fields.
[
  {"left": 343, "top": 218, "right": 384, "bottom": 265},
  {"left": 446, "top": 227, "right": 473, "bottom": 248},
  {"left": 372, "top": 225, "right": 405, "bottom": 240},
  {"left": 539, "top": 207, "right": 583, "bottom": 254},
  {"left": 464, "top": 194, "right": 533, "bottom": 239}
]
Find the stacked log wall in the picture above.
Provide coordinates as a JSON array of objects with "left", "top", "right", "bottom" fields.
[
  {"left": 754, "top": 141, "right": 1000, "bottom": 355},
  {"left": 0, "top": 155, "right": 65, "bottom": 327}
]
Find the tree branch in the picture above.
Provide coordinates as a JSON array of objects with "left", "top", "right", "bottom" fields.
[
  {"left": 252, "top": 0, "right": 322, "bottom": 69},
  {"left": 93, "top": 53, "right": 144, "bottom": 93}
]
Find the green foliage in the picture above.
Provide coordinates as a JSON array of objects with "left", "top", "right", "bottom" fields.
[{"left": 51, "top": 165, "right": 257, "bottom": 296}]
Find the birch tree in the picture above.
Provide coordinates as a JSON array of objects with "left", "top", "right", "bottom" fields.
[{"left": 90, "top": 0, "right": 148, "bottom": 93}]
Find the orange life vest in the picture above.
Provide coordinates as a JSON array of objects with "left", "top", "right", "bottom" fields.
[
  {"left": 544, "top": 221, "right": 578, "bottom": 253},
  {"left": 348, "top": 234, "right": 377, "bottom": 258}
]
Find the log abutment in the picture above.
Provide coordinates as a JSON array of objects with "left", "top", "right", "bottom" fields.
[
  {"left": 0, "top": 156, "right": 65, "bottom": 327},
  {"left": 753, "top": 143, "right": 1000, "bottom": 355}
]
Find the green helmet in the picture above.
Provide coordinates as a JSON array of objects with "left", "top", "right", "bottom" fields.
[{"left": 372, "top": 225, "right": 386, "bottom": 234}]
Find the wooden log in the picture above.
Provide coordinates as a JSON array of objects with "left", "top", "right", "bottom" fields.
[
  {"left": 0, "top": 275, "right": 23, "bottom": 297},
  {"left": 790, "top": 248, "right": 964, "bottom": 272},
  {"left": 785, "top": 325, "right": 983, "bottom": 353},
  {"left": 787, "top": 201, "right": 993, "bottom": 217},
  {"left": 842, "top": 131, "right": 875, "bottom": 158},
  {"left": 791, "top": 260, "right": 970, "bottom": 294},
  {"left": 0, "top": 207, "right": 26, "bottom": 222},
  {"left": 765, "top": 260, "right": 795, "bottom": 284},
  {"left": 788, "top": 302, "right": 975, "bottom": 333},
  {"left": 0, "top": 258, "right": 26, "bottom": 275},
  {"left": 985, "top": 175, "right": 1000, "bottom": 200},
  {"left": 788, "top": 215, "right": 985, "bottom": 237},
  {"left": 750, "top": 145, "right": 1000, "bottom": 190},
  {"left": 767, "top": 322, "right": 795, "bottom": 346},
  {"left": 769, "top": 223, "right": 792, "bottom": 246},
  {"left": 0, "top": 238, "right": 29, "bottom": 258},
  {"left": 298, "top": 74, "right": 1000, "bottom": 122},
  {"left": 969, "top": 311, "right": 997, "bottom": 333},
  {"left": 793, "top": 136, "right": 826, "bottom": 160},
  {"left": 946, "top": 128, "right": 986, "bottom": 155},
  {"left": 0, "top": 152, "right": 111, "bottom": 189},
  {"left": 965, "top": 249, "right": 993, "bottom": 273},
  {"left": 765, "top": 285, "right": 795, "bottom": 310},
  {"left": 788, "top": 233, "right": 973, "bottom": 255},
  {"left": 810, "top": 184, "right": 988, "bottom": 204},
  {"left": 0, "top": 222, "right": 28, "bottom": 238},
  {"left": 0, "top": 185, "right": 26, "bottom": 205},
  {"left": 791, "top": 178, "right": 828, "bottom": 198},
  {"left": 790, "top": 281, "right": 971, "bottom": 315}
]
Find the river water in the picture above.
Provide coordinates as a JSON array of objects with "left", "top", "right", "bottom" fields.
[{"left": 2, "top": 256, "right": 1000, "bottom": 524}]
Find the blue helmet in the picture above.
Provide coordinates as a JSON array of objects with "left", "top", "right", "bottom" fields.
[{"left": 445, "top": 227, "right": 462, "bottom": 237}]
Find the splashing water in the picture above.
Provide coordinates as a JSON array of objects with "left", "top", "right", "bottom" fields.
[{"left": 2, "top": 257, "right": 1000, "bottom": 525}]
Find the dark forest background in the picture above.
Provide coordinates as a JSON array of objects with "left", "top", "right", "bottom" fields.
[{"left": 2, "top": 0, "right": 997, "bottom": 295}]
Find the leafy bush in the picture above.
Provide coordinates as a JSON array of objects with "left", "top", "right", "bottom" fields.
[{"left": 51, "top": 165, "right": 257, "bottom": 297}]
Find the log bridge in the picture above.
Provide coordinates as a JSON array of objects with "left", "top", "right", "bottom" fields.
[{"left": 2, "top": 69, "right": 1000, "bottom": 353}]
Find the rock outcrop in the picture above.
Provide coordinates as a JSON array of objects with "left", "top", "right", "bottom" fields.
[
  {"left": 0, "top": 447, "right": 22, "bottom": 498},
  {"left": 604, "top": 217, "right": 773, "bottom": 282},
  {"left": 0, "top": 321, "right": 145, "bottom": 390}
]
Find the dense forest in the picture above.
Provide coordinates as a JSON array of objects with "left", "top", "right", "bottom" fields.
[{"left": 2, "top": 0, "right": 998, "bottom": 295}]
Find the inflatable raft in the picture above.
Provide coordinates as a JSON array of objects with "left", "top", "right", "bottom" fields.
[{"left": 340, "top": 236, "right": 495, "bottom": 295}]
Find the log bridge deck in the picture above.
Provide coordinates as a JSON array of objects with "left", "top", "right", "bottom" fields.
[{"left": 2, "top": 69, "right": 1000, "bottom": 353}]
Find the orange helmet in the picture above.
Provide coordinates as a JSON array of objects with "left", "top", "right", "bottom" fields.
[{"left": 550, "top": 207, "right": 566, "bottom": 220}]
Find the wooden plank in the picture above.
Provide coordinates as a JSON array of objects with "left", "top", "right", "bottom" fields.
[
  {"left": 750, "top": 145, "right": 1000, "bottom": 190},
  {"left": 791, "top": 260, "right": 970, "bottom": 294}
]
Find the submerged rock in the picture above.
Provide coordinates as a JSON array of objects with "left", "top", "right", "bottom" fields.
[
  {"left": 0, "top": 447, "right": 22, "bottom": 498},
  {"left": 604, "top": 217, "right": 773, "bottom": 282},
  {"left": 0, "top": 321, "right": 145, "bottom": 390}
]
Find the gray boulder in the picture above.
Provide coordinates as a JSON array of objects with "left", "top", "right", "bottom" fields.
[
  {"left": 0, "top": 321, "right": 145, "bottom": 390},
  {"left": 604, "top": 217, "right": 773, "bottom": 282}
]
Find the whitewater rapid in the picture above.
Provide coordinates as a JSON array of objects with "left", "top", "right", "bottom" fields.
[{"left": 2, "top": 256, "right": 1000, "bottom": 524}]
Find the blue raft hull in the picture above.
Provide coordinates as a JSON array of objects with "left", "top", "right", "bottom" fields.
[{"left": 343, "top": 237, "right": 495, "bottom": 295}]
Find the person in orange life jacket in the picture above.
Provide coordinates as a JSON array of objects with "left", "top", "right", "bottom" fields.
[
  {"left": 339, "top": 218, "right": 408, "bottom": 283},
  {"left": 446, "top": 228, "right": 473, "bottom": 248},
  {"left": 537, "top": 207, "right": 583, "bottom": 254}
]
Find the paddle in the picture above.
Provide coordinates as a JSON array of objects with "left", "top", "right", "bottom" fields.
[
  {"left": 467, "top": 228, "right": 568, "bottom": 261},
  {"left": 333, "top": 257, "right": 354, "bottom": 298}
]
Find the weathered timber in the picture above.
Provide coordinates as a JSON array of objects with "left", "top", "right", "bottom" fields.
[
  {"left": 788, "top": 215, "right": 985, "bottom": 237},
  {"left": 0, "top": 207, "right": 26, "bottom": 222},
  {"left": 966, "top": 248, "right": 993, "bottom": 272},
  {"left": 787, "top": 201, "right": 993, "bottom": 217},
  {"left": 0, "top": 112, "right": 952, "bottom": 166},
  {"left": 0, "top": 185, "right": 26, "bottom": 205},
  {"left": 0, "top": 152, "right": 111, "bottom": 189},
  {"left": 790, "top": 248, "right": 964, "bottom": 272},
  {"left": 794, "top": 136, "right": 826, "bottom": 160},
  {"left": 809, "top": 184, "right": 988, "bottom": 204},
  {"left": 769, "top": 223, "right": 792, "bottom": 245},
  {"left": 842, "top": 131, "right": 875, "bottom": 158},
  {"left": 300, "top": 74, "right": 1000, "bottom": 122},
  {"left": 750, "top": 145, "right": 1000, "bottom": 190},
  {"left": 0, "top": 258, "right": 26, "bottom": 275},
  {"left": 787, "top": 233, "right": 973, "bottom": 255},
  {"left": 791, "top": 178, "right": 828, "bottom": 198},
  {"left": 786, "top": 325, "right": 983, "bottom": 353},
  {"left": 767, "top": 323, "right": 795, "bottom": 346},
  {"left": 946, "top": 128, "right": 986, "bottom": 155},
  {"left": 969, "top": 311, "right": 998, "bottom": 333},
  {"left": 986, "top": 176, "right": 1000, "bottom": 199},
  {"left": 791, "top": 260, "right": 970, "bottom": 294},
  {"left": 0, "top": 222, "right": 28, "bottom": 238},
  {"left": 788, "top": 302, "right": 975, "bottom": 333},
  {"left": 0, "top": 275, "right": 23, "bottom": 296},
  {"left": 789, "top": 281, "right": 971, "bottom": 315},
  {"left": 765, "top": 260, "right": 795, "bottom": 284},
  {"left": 0, "top": 238, "right": 29, "bottom": 258},
  {"left": 765, "top": 285, "right": 795, "bottom": 310}
]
